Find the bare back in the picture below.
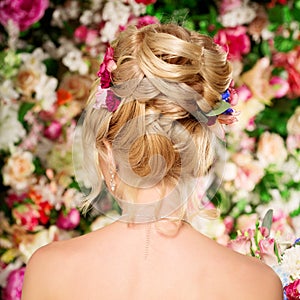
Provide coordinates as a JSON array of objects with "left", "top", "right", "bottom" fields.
[{"left": 22, "top": 221, "right": 283, "bottom": 300}]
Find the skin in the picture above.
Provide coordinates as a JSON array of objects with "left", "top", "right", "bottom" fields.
[{"left": 21, "top": 142, "right": 284, "bottom": 300}]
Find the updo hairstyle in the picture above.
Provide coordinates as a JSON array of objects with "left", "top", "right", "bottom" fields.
[{"left": 81, "top": 23, "right": 232, "bottom": 220}]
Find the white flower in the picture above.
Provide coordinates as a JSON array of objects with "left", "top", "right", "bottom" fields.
[
  {"left": 51, "top": 7, "right": 68, "bottom": 28},
  {"left": 128, "top": 0, "right": 146, "bottom": 16},
  {"left": 90, "top": 211, "right": 120, "bottom": 231},
  {"left": 65, "top": 1, "right": 80, "bottom": 19},
  {"left": 34, "top": 74, "right": 58, "bottom": 111},
  {"left": 62, "top": 50, "right": 88, "bottom": 75},
  {"left": 0, "top": 103, "right": 25, "bottom": 151},
  {"left": 219, "top": 3, "right": 256, "bottom": 27},
  {"left": 280, "top": 245, "right": 300, "bottom": 280},
  {"left": 19, "top": 226, "right": 59, "bottom": 263},
  {"left": 91, "top": 0, "right": 104, "bottom": 11},
  {"left": 0, "top": 80, "right": 19, "bottom": 103},
  {"left": 2, "top": 150, "right": 35, "bottom": 190},
  {"left": 216, "top": 161, "right": 237, "bottom": 181},
  {"left": 20, "top": 48, "right": 48, "bottom": 73},
  {"left": 100, "top": 21, "right": 120, "bottom": 43},
  {"left": 191, "top": 216, "right": 226, "bottom": 239},
  {"left": 102, "top": 1, "right": 130, "bottom": 25},
  {"left": 80, "top": 10, "right": 93, "bottom": 25}
]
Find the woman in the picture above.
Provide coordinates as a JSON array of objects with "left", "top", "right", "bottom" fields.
[{"left": 21, "top": 23, "right": 283, "bottom": 299}]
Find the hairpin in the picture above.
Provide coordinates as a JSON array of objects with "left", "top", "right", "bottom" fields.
[{"left": 206, "top": 85, "right": 239, "bottom": 126}]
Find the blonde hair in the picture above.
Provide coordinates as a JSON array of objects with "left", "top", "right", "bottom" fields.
[{"left": 80, "top": 24, "right": 232, "bottom": 230}]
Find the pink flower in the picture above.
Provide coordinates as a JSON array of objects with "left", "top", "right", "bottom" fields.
[
  {"left": 257, "top": 238, "right": 278, "bottom": 266},
  {"left": 236, "top": 214, "right": 258, "bottom": 232},
  {"left": 135, "top": 0, "right": 157, "bottom": 4},
  {"left": 85, "top": 29, "right": 99, "bottom": 46},
  {"left": 12, "top": 203, "right": 40, "bottom": 231},
  {"left": 2, "top": 267, "right": 26, "bottom": 300},
  {"left": 232, "top": 153, "right": 265, "bottom": 192},
  {"left": 284, "top": 279, "right": 300, "bottom": 300},
  {"left": 56, "top": 208, "right": 80, "bottom": 230},
  {"left": 97, "top": 46, "right": 117, "bottom": 89},
  {"left": 5, "top": 192, "right": 27, "bottom": 208},
  {"left": 136, "top": 16, "right": 159, "bottom": 29},
  {"left": 236, "top": 85, "right": 252, "bottom": 102},
  {"left": 214, "top": 26, "right": 251, "bottom": 60},
  {"left": 287, "top": 134, "right": 300, "bottom": 152},
  {"left": 223, "top": 216, "right": 234, "bottom": 234},
  {"left": 44, "top": 120, "right": 62, "bottom": 140},
  {"left": 269, "top": 76, "right": 289, "bottom": 98},
  {"left": 74, "top": 25, "right": 88, "bottom": 43},
  {"left": 228, "top": 235, "right": 252, "bottom": 255},
  {"left": 273, "top": 47, "right": 300, "bottom": 98},
  {"left": 0, "top": 0, "right": 49, "bottom": 31}
]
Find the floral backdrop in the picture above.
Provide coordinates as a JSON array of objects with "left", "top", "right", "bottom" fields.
[{"left": 0, "top": 0, "right": 300, "bottom": 299}]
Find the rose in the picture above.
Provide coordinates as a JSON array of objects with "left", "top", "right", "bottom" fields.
[
  {"left": 273, "top": 48, "right": 300, "bottom": 98},
  {"left": 2, "top": 267, "right": 26, "bottom": 300},
  {"left": 60, "top": 74, "right": 93, "bottom": 103},
  {"left": 214, "top": 26, "right": 251, "bottom": 60},
  {"left": 257, "top": 132, "right": 288, "bottom": 167},
  {"left": 287, "top": 135, "right": 300, "bottom": 152},
  {"left": 232, "top": 153, "right": 265, "bottom": 191},
  {"left": 287, "top": 107, "right": 300, "bottom": 136},
  {"left": 3, "top": 151, "right": 35, "bottom": 191},
  {"left": 257, "top": 238, "right": 278, "bottom": 266},
  {"left": 44, "top": 120, "right": 62, "bottom": 140},
  {"left": 12, "top": 203, "right": 40, "bottom": 231},
  {"left": 284, "top": 279, "right": 300, "bottom": 300},
  {"left": 56, "top": 208, "right": 80, "bottom": 230},
  {"left": 16, "top": 67, "right": 39, "bottom": 96},
  {"left": 0, "top": 0, "right": 49, "bottom": 31}
]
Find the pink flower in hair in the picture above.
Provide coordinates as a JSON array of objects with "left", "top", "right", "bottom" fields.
[
  {"left": 94, "top": 87, "right": 121, "bottom": 112},
  {"left": 97, "top": 46, "right": 117, "bottom": 89}
]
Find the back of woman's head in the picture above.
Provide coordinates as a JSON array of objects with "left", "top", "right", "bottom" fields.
[{"left": 81, "top": 23, "right": 232, "bottom": 218}]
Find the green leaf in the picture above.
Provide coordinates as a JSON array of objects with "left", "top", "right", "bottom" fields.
[
  {"left": 274, "top": 36, "right": 294, "bottom": 53},
  {"left": 18, "top": 102, "right": 35, "bottom": 123},
  {"left": 206, "top": 101, "right": 230, "bottom": 116},
  {"left": 261, "top": 209, "right": 273, "bottom": 233}
]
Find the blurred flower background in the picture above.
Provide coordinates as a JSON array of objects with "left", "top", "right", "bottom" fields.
[{"left": 0, "top": 0, "right": 300, "bottom": 299}]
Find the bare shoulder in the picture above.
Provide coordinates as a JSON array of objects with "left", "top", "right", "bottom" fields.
[
  {"left": 187, "top": 227, "right": 283, "bottom": 300},
  {"left": 228, "top": 251, "right": 283, "bottom": 299},
  {"left": 21, "top": 231, "right": 98, "bottom": 300},
  {"left": 214, "top": 241, "right": 283, "bottom": 300}
]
